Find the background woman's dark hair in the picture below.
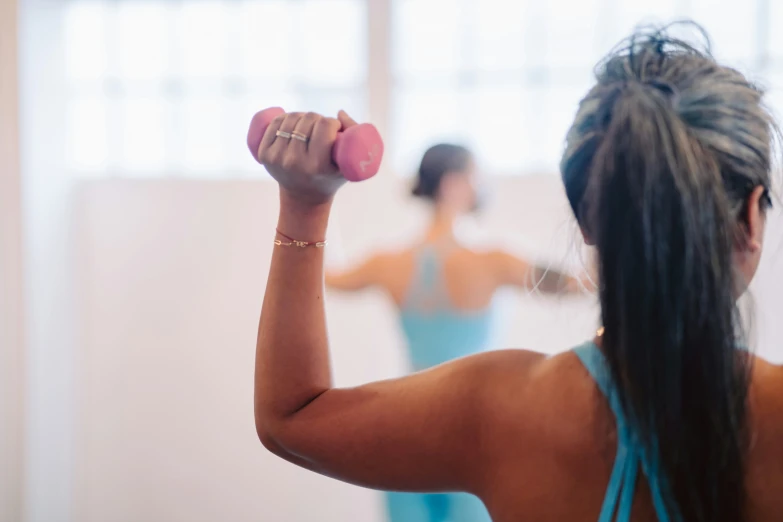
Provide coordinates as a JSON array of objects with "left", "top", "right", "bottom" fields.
[
  {"left": 561, "top": 23, "right": 775, "bottom": 522},
  {"left": 412, "top": 143, "right": 472, "bottom": 200}
]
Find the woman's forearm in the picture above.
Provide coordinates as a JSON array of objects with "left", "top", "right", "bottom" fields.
[{"left": 255, "top": 191, "right": 334, "bottom": 436}]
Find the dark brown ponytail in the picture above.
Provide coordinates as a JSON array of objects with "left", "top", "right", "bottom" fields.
[{"left": 561, "top": 24, "right": 775, "bottom": 522}]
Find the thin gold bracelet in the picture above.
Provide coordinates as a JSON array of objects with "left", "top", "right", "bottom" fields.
[
  {"left": 274, "top": 229, "right": 327, "bottom": 248},
  {"left": 273, "top": 238, "right": 327, "bottom": 248}
]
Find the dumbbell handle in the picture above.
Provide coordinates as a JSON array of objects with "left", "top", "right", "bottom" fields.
[{"left": 247, "top": 107, "right": 384, "bottom": 182}]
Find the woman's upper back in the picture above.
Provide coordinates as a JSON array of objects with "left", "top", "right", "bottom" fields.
[
  {"left": 375, "top": 241, "right": 502, "bottom": 311},
  {"left": 395, "top": 242, "right": 500, "bottom": 369},
  {"left": 475, "top": 346, "right": 783, "bottom": 522}
]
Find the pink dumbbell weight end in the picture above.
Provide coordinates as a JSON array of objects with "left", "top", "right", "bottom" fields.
[{"left": 247, "top": 107, "right": 384, "bottom": 182}]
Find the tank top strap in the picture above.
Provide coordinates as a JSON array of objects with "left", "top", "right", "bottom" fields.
[
  {"left": 573, "top": 342, "right": 614, "bottom": 399},
  {"left": 402, "top": 242, "right": 454, "bottom": 311},
  {"left": 573, "top": 342, "right": 676, "bottom": 522}
]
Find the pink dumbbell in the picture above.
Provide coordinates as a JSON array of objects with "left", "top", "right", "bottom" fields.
[{"left": 247, "top": 107, "right": 384, "bottom": 182}]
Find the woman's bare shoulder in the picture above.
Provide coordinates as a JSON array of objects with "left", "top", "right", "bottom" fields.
[
  {"left": 750, "top": 356, "right": 783, "bottom": 424},
  {"left": 473, "top": 349, "right": 612, "bottom": 476},
  {"left": 743, "top": 356, "right": 783, "bottom": 515},
  {"left": 751, "top": 354, "right": 783, "bottom": 396},
  {"left": 470, "top": 348, "right": 597, "bottom": 432},
  {"left": 468, "top": 348, "right": 592, "bottom": 400}
]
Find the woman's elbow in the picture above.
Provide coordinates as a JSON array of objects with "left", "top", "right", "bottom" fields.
[
  {"left": 255, "top": 415, "right": 319, "bottom": 472},
  {"left": 255, "top": 415, "right": 290, "bottom": 457}
]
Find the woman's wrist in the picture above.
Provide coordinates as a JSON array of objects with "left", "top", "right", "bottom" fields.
[{"left": 277, "top": 188, "right": 333, "bottom": 241}]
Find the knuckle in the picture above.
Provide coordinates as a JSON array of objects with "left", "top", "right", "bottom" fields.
[
  {"left": 313, "top": 117, "right": 340, "bottom": 138},
  {"left": 259, "top": 145, "right": 277, "bottom": 164},
  {"left": 287, "top": 112, "right": 303, "bottom": 122},
  {"left": 258, "top": 147, "right": 269, "bottom": 163},
  {"left": 281, "top": 154, "right": 298, "bottom": 171}
]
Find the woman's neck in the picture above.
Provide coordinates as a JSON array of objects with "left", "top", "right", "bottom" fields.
[{"left": 423, "top": 208, "right": 458, "bottom": 243}]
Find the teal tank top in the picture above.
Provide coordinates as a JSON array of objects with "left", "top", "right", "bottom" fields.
[
  {"left": 398, "top": 244, "right": 498, "bottom": 372},
  {"left": 574, "top": 341, "right": 678, "bottom": 522}
]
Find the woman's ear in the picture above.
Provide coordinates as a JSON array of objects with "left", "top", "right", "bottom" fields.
[{"left": 742, "top": 186, "right": 767, "bottom": 253}]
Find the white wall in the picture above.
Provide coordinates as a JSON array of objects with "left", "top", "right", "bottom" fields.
[
  {"left": 71, "top": 181, "right": 373, "bottom": 522},
  {"left": 0, "top": 1, "right": 25, "bottom": 521}
]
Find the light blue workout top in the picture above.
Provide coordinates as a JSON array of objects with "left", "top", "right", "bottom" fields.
[
  {"left": 574, "top": 341, "right": 678, "bottom": 522},
  {"left": 398, "top": 244, "right": 498, "bottom": 372}
]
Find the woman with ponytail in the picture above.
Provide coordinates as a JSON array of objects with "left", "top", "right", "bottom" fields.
[{"left": 253, "top": 23, "right": 783, "bottom": 522}]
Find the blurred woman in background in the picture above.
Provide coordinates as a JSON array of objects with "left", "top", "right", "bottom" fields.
[{"left": 326, "top": 144, "right": 585, "bottom": 522}]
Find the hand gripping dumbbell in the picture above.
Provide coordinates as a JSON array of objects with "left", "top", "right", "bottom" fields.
[{"left": 247, "top": 107, "right": 384, "bottom": 182}]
